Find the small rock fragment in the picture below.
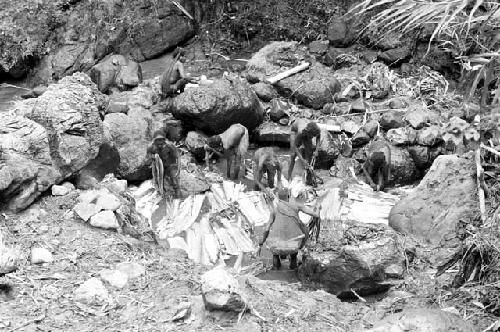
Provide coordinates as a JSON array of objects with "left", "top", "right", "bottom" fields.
[
  {"left": 100, "top": 269, "right": 129, "bottom": 289},
  {"left": 116, "top": 262, "right": 146, "bottom": 280},
  {"left": 61, "top": 182, "right": 76, "bottom": 191},
  {"left": 95, "top": 192, "right": 122, "bottom": 211},
  {"left": 74, "top": 277, "right": 112, "bottom": 305},
  {"left": 201, "top": 267, "right": 247, "bottom": 312},
  {"left": 51, "top": 184, "right": 70, "bottom": 196},
  {"left": 31, "top": 247, "right": 53, "bottom": 264},
  {"left": 74, "top": 202, "right": 101, "bottom": 222},
  {"left": 90, "top": 210, "right": 119, "bottom": 229}
]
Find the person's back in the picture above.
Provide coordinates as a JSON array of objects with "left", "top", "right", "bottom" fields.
[{"left": 266, "top": 200, "right": 306, "bottom": 254}]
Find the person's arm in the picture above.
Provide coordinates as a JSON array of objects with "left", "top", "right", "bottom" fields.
[
  {"left": 276, "top": 162, "right": 283, "bottom": 189},
  {"left": 176, "top": 62, "right": 187, "bottom": 79},
  {"left": 296, "top": 203, "right": 320, "bottom": 219},
  {"left": 259, "top": 209, "right": 276, "bottom": 247},
  {"left": 313, "top": 133, "right": 321, "bottom": 157},
  {"left": 362, "top": 160, "right": 377, "bottom": 189},
  {"left": 293, "top": 135, "right": 310, "bottom": 167},
  {"left": 174, "top": 146, "right": 181, "bottom": 177},
  {"left": 144, "top": 145, "right": 155, "bottom": 167}
]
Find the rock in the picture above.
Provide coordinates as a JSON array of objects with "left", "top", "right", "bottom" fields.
[
  {"left": 30, "top": 247, "right": 53, "bottom": 264},
  {"left": 299, "top": 223, "right": 405, "bottom": 296},
  {"left": 51, "top": 184, "right": 70, "bottom": 196},
  {"left": 316, "top": 130, "right": 344, "bottom": 169},
  {"left": 177, "top": 169, "right": 211, "bottom": 197},
  {"left": 341, "top": 120, "right": 360, "bottom": 136},
  {"left": 0, "top": 242, "right": 21, "bottom": 275},
  {"left": 377, "top": 47, "right": 411, "bottom": 66},
  {"left": 101, "top": 175, "right": 128, "bottom": 195},
  {"left": 269, "top": 99, "right": 290, "bottom": 122},
  {"left": 275, "top": 63, "right": 342, "bottom": 110},
  {"left": 408, "top": 145, "right": 444, "bottom": 170},
  {"left": 380, "top": 111, "right": 405, "bottom": 130},
  {"left": 256, "top": 122, "right": 291, "bottom": 146},
  {"left": 172, "top": 77, "right": 264, "bottom": 135},
  {"left": 62, "top": 182, "right": 75, "bottom": 190},
  {"left": 201, "top": 267, "right": 247, "bottom": 312},
  {"left": 75, "top": 142, "right": 121, "bottom": 188},
  {"left": 95, "top": 192, "right": 121, "bottom": 211},
  {"left": 323, "top": 47, "right": 360, "bottom": 69},
  {"left": 90, "top": 55, "right": 142, "bottom": 93},
  {"left": 309, "top": 40, "right": 329, "bottom": 55},
  {"left": 387, "top": 144, "right": 419, "bottom": 185},
  {"left": 279, "top": 118, "right": 289, "bottom": 126},
  {"left": 100, "top": 269, "right": 129, "bottom": 289},
  {"left": 106, "top": 96, "right": 129, "bottom": 114},
  {"left": 73, "top": 202, "right": 101, "bottom": 222},
  {"left": 389, "top": 154, "right": 478, "bottom": 260},
  {"left": 405, "top": 107, "right": 440, "bottom": 129},
  {"left": 90, "top": 210, "right": 119, "bottom": 230},
  {"left": 351, "top": 98, "right": 367, "bottom": 113},
  {"left": 74, "top": 277, "right": 112, "bottom": 306},
  {"left": 164, "top": 119, "right": 184, "bottom": 143},
  {"left": 416, "top": 126, "right": 443, "bottom": 146},
  {"left": 389, "top": 98, "right": 407, "bottom": 109},
  {"left": 33, "top": 85, "right": 47, "bottom": 97},
  {"left": 386, "top": 127, "right": 417, "bottom": 145},
  {"left": 351, "top": 129, "right": 371, "bottom": 147},
  {"left": 365, "top": 308, "right": 477, "bottom": 332},
  {"left": 1, "top": 73, "right": 106, "bottom": 211},
  {"left": 363, "top": 120, "right": 379, "bottom": 137},
  {"left": 334, "top": 156, "right": 361, "bottom": 179},
  {"left": 327, "top": 17, "right": 350, "bottom": 47},
  {"left": 251, "top": 82, "right": 277, "bottom": 102},
  {"left": 116, "top": 262, "right": 145, "bottom": 280},
  {"left": 185, "top": 131, "right": 209, "bottom": 161}
]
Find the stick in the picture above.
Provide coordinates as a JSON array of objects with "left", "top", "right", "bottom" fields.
[
  {"left": 266, "top": 62, "right": 310, "bottom": 85},
  {"left": 350, "top": 288, "right": 367, "bottom": 303},
  {"left": 480, "top": 143, "right": 500, "bottom": 158},
  {"left": 475, "top": 149, "right": 486, "bottom": 223},
  {"left": 170, "top": 0, "right": 194, "bottom": 20}
]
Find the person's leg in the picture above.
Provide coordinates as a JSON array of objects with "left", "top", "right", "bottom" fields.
[
  {"left": 226, "top": 155, "right": 233, "bottom": 179},
  {"left": 289, "top": 253, "right": 298, "bottom": 269},
  {"left": 272, "top": 255, "right": 281, "bottom": 269},
  {"left": 267, "top": 169, "right": 275, "bottom": 188},
  {"left": 233, "top": 153, "right": 242, "bottom": 180},
  {"left": 167, "top": 166, "right": 181, "bottom": 198}
]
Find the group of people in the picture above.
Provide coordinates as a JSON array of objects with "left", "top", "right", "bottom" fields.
[{"left": 147, "top": 48, "right": 392, "bottom": 270}]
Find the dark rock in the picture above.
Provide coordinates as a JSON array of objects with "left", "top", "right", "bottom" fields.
[
  {"left": 171, "top": 77, "right": 264, "bottom": 135},
  {"left": 323, "top": 47, "right": 360, "bottom": 69},
  {"left": 377, "top": 47, "right": 411, "bottom": 66},
  {"left": 380, "top": 111, "right": 405, "bottom": 130},
  {"left": 360, "top": 50, "right": 379, "bottom": 64},
  {"left": 386, "top": 127, "right": 417, "bottom": 145},
  {"left": 316, "top": 130, "right": 347, "bottom": 169},
  {"left": 322, "top": 103, "right": 335, "bottom": 115},
  {"left": 363, "top": 120, "right": 379, "bottom": 137},
  {"left": 351, "top": 98, "right": 367, "bottom": 113},
  {"left": 387, "top": 144, "right": 419, "bottom": 185},
  {"left": 308, "top": 40, "right": 329, "bottom": 55},
  {"left": 351, "top": 129, "right": 371, "bottom": 148},
  {"left": 274, "top": 63, "right": 342, "bottom": 109},
  {"left": 185, "top": 131, "right": 208, "bottom": 161},
  {"left": 256, "top": 122, "right": 291, "bottom": 146},
  {"left": 251, "top": 82, "right": 277, "bottom": 102},
  {"left": 408, "top": 145, "right": 444, "bottom": 171},
  {"left": 90, "top": 55, "right": 142, "bottom": 94},
  {"left": 327, "top": 17, "right": 350, "bottom": 47},
  {"left": 76, "top": 143, "right": 121, "bottom": 190},
  {"left": 389, "top": 154, "right": 477, "bottom": 262},
  {"left": 269, "top": 99, "right": 290, "bottom": 122},
  {"left": 20, "top": 90, "right": 37, "bottom": 99},
  {"left": 299, "top": 223, "right": 405, "bottom": 296},
  {"left": 164, "top": 119, "right": 184, "bottom": 143},
  {"left": 416, "top": 126, "right": 443, "bottom": 146},
  {"left": 1, "top": 73, "right": 106, "bottom": 211}
]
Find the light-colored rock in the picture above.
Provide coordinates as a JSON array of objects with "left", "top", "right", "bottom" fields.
[
  {"left": 201, "top": 267, "right": 247, "bottom": 312},
  {"left": 341, "top": 120, "right": 360, "bottom": 136},
  {"left": 61, "top": 182, "right": 75, "bottom": 190},
  {"left": 95, "top": 192, "right": 122, "bottom": 211},
  {"left": 116, "top": 262, "right": 146, "bottom": 280},
  {"left": 102, "top": 175, "right": 128, "bottom": 194},
  {"left": 100, "top": 269, "right": 129, "bottom": 289},
  {"left": 89, "top": 210, "right": 119, "bottom": 229},
  {"left": 74, "top": 277, "right": 112, "bottom": 305},
  {"left": 51, "top": 184, "right": 70, "bottom": 196},
  {"left": 386, "top": 127, "right": 417, "bottom": 145},
  {"left": 89, "top": 55, "right": 142, "bottom": 93},
  {"left": 255, "top": 122, "right": 291, "bottom": 145},
  {"left": 31, "top": 247, "right": 53, "bottom": 264},
  {"left": 185, "top": 131, "right": 209, "bottom": 161},
  {"left": 416, "top": 125, "right": 443, "bottom": 146},
  {"left": 73, "top": 202, "right": 101, "bottom": 222}
]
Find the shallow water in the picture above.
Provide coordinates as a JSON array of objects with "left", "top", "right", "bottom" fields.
[{"left": 0, "top": 84, "right": 27, "bottom": 112}]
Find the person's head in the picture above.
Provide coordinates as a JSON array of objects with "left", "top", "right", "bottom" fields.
[
  {"left": 207, "top": 136, "right": 223, "bottom": 150},
  {"left": 172, "top": 48, "right": 185, "bottom": 61},
  {"left": 303, "top": 122, "right": 321, "bottom": 139},
  {"left": 153, "top": 130, "right": 167, "bottom": 148},
  {"left": 371, "top": 151, "right": 386, "bottom": 168},
  {"left": 276, "top": 187, "right": 290, "bottom": 201}
]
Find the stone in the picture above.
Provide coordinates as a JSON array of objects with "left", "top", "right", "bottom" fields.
[
  {"left": 0, "top": 73, "right": 106, "bottom": 211},
  {"left": 95, "top": 192, "right": 122, "bottom": 211},
  {"left": 62, "top": 182, "right": 75, "bottom": 190},
  {"left": 116, "top": 262, "right": 146, "bottom": 280},
  {"left": 351, "top": 129, "right": 371, "bottom": 148},
  {"left": 51, "top": 184, "right": 70, "bottom": 196},
  {"left": 377, "top": 47, "right": 411, "bottom": 66},
  {"left": 106, "top": 98, "right": 129, "bottom": 114},
  {"left": 275, "top": 63, "right": 342, "bottom": 110},
  {"left": 408, "top": 145, "right": 444, "bottom": 171},
  {"left": 380, "top": 111, "right": 405, "bottom": 130},
  {"left": 251, "top": 82, "right": 277, "bottom": 102},
  {"left": 416, "top": 126, "right": 443, "bottom": 146},
  {"left": 299, "top": 223, "right": 405, "bottom": 296},
  {"left": 269, "top": 99, "right": 289, "bottom": 122},
  {"left": 201, "top": 267, "right": 247, "bottom": 312},
  {"left": 33, "top": 85, "right": 47, "bottom": 97},
  {"left": 369, "top": 76, "right": 391, "bottom": 100},
  {"left": 327, "top": 17, "right": 350, "bottom": 47},
  {"left": 256, "top": 122, "right": 291, "bottom": 146},
  {"left": 164, "top": 119, "right": 184, "bottom": 143},
  {"left": 172, "top": 77, "right": 264, "bottom": 135},
  {"left": 386, "top": 144, "right": 419, "bottom": 185},
  {"left": 389, "top": 98, "right": 407, "bottom": 109},
  {"left": 386, "top": 127, "right": 417, "bottom": 145},
  {"left": 351, "top": 98, "right": 366, "bottom": 113},
  {"left": 366, "top": 308, "right": 477, "bottom": 332},
  {"left": 102, "top": 176, "right": 128, "bottom": 195},
  {"left": 73, "top": 202, "right": 102, "bottom": 222},
  {"left": 389, "top": 154, "right": 478, "bottom": 262},
  {"left": 100, "top": 269, "right": 129, "bottom": 289},
  {"left": 405, "top": 107, "right": 440, "bottom": 129},
  {"left": 309, "top": 40, "right": 329, "bottom": 55},
  {"left": 323, "top": 47, "right": 360, "bottom": 69},
  {"left": 90, "top": 210, "right": 119, "bottom": 229},
  {"left": 363, "top": 120, "right": 379, "bottom": 137},
  {"left": 0, "top": 242, "right": 21, "bottom": 275},
  {"left": 341, "top": 120, "right": 360, "bottom": 136},
  {"left": 316, "top": 130, "right": 343, "bottom": 169},
  {"left": 185, "top": 131, "right": 209, "bottom": 161},
  {"left": 30, "top": 247, "right": 53, "bottom": 264},
  {"left": 90, "top": 55, "right": 142, "bottom": 93},
  {"left": 74, "top": 277, "right": 112, "bottom": 306},
  {"left": 279, "top": 118, "right": 289, "bottom": 126},
  {"left": 76, "top": 142, "right": 121, "bottom": 188}
]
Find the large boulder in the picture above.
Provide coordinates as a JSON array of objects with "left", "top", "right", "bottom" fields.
[
  {"left": 255, "top": 122, "right": 291, "bottom": 146},
  {"left": 404, "top": 107, "right": 441, "bottom": 129},
  {"left": 201, "top": 267, "right": 247, "bottom": 312},
  {"left": 1, "top": 73, "right": 106, "bottom": 211},
  {"left": 327, "top": 17, "right": 355, "bottom": 47},
  {"left": 365, "top": 308, "right": 477, "bottom": 332},
  {"left": 274, "top": 62, "right": 342, "bottom": 109},
  {"left": 389, "top": 154, "right": 478, "bottom": 260},
  {"left": 171, "top": 77, "right": 264, "bottom": 135},
  {"left": 90, "top": 55, "right": 142, "bottom": 94},
  {"left": 185, "top": 131, "right": 209, "bottom": 161},
  {"left": 299, "top": 223, "right": 405, "bottom": 296}
]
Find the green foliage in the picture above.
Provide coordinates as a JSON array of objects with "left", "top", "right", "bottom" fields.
[{"left": 349, "top": 0, "right": 500, "bottom": 107}]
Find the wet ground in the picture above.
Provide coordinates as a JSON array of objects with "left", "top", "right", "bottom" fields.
[{"left": 0, "top": 84, "right": 28, "bottom": 112}]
